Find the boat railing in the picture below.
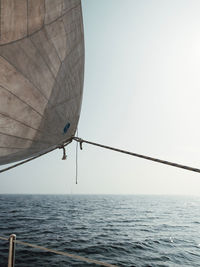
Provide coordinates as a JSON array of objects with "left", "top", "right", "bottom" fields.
[{"left": 0, "top": 234, "right": 117, "bottom": 267}]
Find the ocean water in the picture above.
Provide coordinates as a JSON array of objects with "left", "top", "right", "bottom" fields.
[{"left": 0, "top": 195, "right": 200, "bottom": 267}]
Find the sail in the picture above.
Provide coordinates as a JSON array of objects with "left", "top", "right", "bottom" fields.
[{"left": 0, "top": 0, "right": 84, "bottom": 165}]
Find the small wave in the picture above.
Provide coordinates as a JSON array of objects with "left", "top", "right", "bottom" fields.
[
  {"left": 193, "top": 221, "right": 200, "bottom": 224},
  {"left": 1, "top": 194, "right": 200, "bottom": 266}
]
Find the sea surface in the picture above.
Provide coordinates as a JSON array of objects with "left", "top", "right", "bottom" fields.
[{"left": 0, "top": 194, "right": 200, "bottom": 267}]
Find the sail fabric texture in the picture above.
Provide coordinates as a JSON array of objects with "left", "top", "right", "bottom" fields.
[{"left": 0, "top": 0, "right": 84, "bottom": 165}]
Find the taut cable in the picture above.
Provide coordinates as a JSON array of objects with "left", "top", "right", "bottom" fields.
[
  {"left": 1, "top": 136, "right": 199, "bottom": 175},
  {"left": 73, "top": 137, "right": 200, "bottom": 174}
]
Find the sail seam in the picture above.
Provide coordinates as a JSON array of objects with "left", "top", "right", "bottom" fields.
[
  {"left": 0, "top": 112, "right": 60, "bottom": 138},
  {"left": 0, "top": 131, "right": 52, "bottom": 145},
  {"left": 45, "top": 3, "right": 81, "bottom": 27},
  {"left": 0, "top": 52, "right": 63, "bottom": 130},
  {"left": 0, "top": 54, "right": 49, "bottom": 102},
  {"left": 0, "top": 139, "right": 73, "bottom": 173},
  {"left": 18, "top": 42, "right": 55, "bottom": 100},
  {"left": 0, "top": 146, "right": 30, "bottom": 150},
  {"left": 0, "top": 3, "right": 81, "bottom": 47},
  {"left": 28, "top": 37, "right": 64, "bottom": 124},
  {"left": 50, "top": 93, "right": 81, "bottom": 109},
  {"left": 28, "top": 36, "right": 82, "bottom": 126},
  {"left": 0, "top": 85, "right": 44, "bottom": 118},
  {"left": 43, "top": 26, "right": 62, "bottom": 64},
  {"left": 30, "top": 36, "right": 59, "bottom": 81},
  {"left": 43, "top": 3, "right": 82, "bottom": 64}
]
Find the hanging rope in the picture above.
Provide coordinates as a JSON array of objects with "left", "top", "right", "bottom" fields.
[
  {"left": 73, "top": 137, "right": 200, "bottom": 174},
  {"left": 0, "top": 236, "right": 8, "bottom": 241},
  {"left": 75, "top": 129, "right": 79, "bottom": 184},
  {"left": 0, "top": 235, "right": 117, "bottom": 267},
  {"left": 61, "top": 146, "right": 67, "bottom": 160}
]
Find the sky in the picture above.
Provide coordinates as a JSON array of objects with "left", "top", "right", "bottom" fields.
[{"left": 1, "top": 0, "right": 200, "bottom": 195}]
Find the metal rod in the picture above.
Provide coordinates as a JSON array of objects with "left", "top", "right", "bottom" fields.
[{"left": 8, "top": 234, "right": 16, "bottom": 267}]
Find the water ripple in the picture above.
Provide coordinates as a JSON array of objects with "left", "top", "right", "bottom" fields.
[{"left": 0, "top": 194, "right": 200, "bottom": 266}]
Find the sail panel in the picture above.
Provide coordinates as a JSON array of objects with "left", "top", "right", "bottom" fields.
[{"left": 0, "top": 0, "right": 84, "bottom": 165}]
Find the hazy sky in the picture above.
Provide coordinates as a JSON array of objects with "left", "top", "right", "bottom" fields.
[{"left": 1, "top": 0, "right": 200, "bottom": 195}]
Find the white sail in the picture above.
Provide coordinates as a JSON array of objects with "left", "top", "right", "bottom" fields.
[{"left": 0, "top": 0, "right": 84, "bottom": 165}]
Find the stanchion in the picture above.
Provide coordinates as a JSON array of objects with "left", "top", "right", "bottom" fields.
[{"left": 8, "top": 234, "right": 16, "bottom": 267}]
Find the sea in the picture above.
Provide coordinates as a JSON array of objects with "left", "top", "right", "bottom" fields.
[{"left": 0, "top": 194, "right": 200, "bottom": 267}]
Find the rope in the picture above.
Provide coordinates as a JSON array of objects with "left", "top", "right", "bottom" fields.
[
  {"left": 0, "top": 139, "right": 73, "bottom": 174},
  {"left": 73, "top": 137, "right": 200, "bottom": 174},
  {"left": 0, "top": 236, "right": 8, "bottom": 241},
  {"left": 62, "top": 146, "right": 67, "bottom": 160},
  {"left": 2, "top": 135, "right": 199, "bottom": 175},
  {"left": 0, "top": 235, "right": 117, "bottom": 267},
  {"left": 76, "top": 129, "right": 79, "bottom": 184}
]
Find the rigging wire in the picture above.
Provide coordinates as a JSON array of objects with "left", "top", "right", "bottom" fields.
[
  {"left": 73, "top": 137, "right": 200, "bottom": 174},
  {"left": 0, "top": 139, "right": 73, "bottom": 174},
  {"left": 1, "top": 136, "right": 200, "bottom": 175}
]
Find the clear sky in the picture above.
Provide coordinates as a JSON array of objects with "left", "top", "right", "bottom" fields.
[{"left": 1, "top": 0, "right": 200, "bottom": 195}]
